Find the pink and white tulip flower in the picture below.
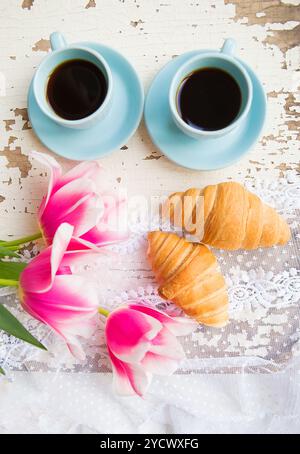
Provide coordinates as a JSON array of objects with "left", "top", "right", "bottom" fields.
[
  {"left": 105, "top": 302, "right": 196, "bottom": 396},
  {"left": 19, "top": 223, "right": 101, "bottom": 359},
  {"left": 32, "top": 151, "right": 127, "bottom": 247}
]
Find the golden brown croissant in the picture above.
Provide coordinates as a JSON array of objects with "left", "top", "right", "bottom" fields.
[
  {"left": 163, "top": 182, "right": 290, "bottom": 250},
  {"left": 147, "top": 231, "right": 228, "bottom": 327}
]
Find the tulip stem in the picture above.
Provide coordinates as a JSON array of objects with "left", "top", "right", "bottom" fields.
[
  {"left": 98, "top": 307, "right": 110, "bottom": 317},
  {"left": 0, "top": 232, "right": 42, "bottom": 248},
  {"left": 1, "top": 245, "right": 21, "bottom": 251},
  {"left": 0, "top": 278, "right": 19, "bottom": 287}
]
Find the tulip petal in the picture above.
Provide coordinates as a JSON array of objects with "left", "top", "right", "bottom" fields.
[
  {"left": 64, "top": 335, "right": 86, "bottom": 361},
  {"left": 128, "top": 302, "right": 197, "bottom": 337},
  {"left": 82, "top": 225, "right": 128, "bottom": 247},
  {"left": 22, "top": 274, "right": 99, "bottom": 316},
  {"left": 40, "top": 178, "right": 102, "bottom": 242},
  {"left": 20, "top": 223, "right": 73, "bottom": 293},
  {"left": 58, "top": 161, "right": 102, "bottom": 190},
  {"left": 149, "top": 327, "right": 185, "bottom": 360},
  {"left": 163, "top": 315, "right": 198, "bottom": 336},
  {"left": 31, "top": 151, "right": 62, "bottom": 216},
  {"left": 141, "top": 352, "right": 179, "bottom": 376},
  {"left": 106, "top": 307, "right": 162, "bottom": 363},
  {"left": 58, "top": 317, "right": 97, "bottom": 360},
  {"left": 19, "top": 248, "right": 51, "bottom": 294},
  {"left": 21, "top": 274, "right": 99, "bottom": 359},
  {"left": 108, "top": 348, "right": 151, "bottom": 397},
  {"left": 51, "top": 223, "right": 74, "bottom": 278},
  {"left": 61, "top": 236, "right": 109, "bottom": 270},
  {"left": 66, "top": 236, "right": 106, "bottom": 252},
  {"left": 82, "top": 194, "right": 128, "bottom": 246},
  {"left": 43, "top": 177, "right": 99, "bottom": 217},
  {"left": 98, "top": 193, "right": 126, "bottom": 228}
]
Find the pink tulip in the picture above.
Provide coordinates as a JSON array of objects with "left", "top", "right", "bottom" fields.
[
  {"left": 32, "top": 151, "right": 127, "bottom": 247},
  {"left": 19, "top": 223, "right": 101, "bottom": 359},
  {"left": 105, "top": 302, "right": 196, "bottom": 396}
]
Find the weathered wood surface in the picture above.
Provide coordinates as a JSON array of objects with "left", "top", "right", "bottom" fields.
[{"left": 0, "top": 0, "right": 299, "bottom": 238}]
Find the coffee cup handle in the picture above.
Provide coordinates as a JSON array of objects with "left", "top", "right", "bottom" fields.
[
  {"left": 221, "top": 38, "right": 236, "bottom": 56},
  {"left": 50, "top": 32, "right": 67, "bottom": 51}
]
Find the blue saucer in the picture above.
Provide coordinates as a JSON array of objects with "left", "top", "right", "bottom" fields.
[
  {"left": 28, "top": 42, "right": 144, "bottom": 161},
  {"left": 144, "top": 50, "right": 266, "bottom": 170}
]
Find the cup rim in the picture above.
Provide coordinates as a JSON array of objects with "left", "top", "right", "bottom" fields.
[
  {"left": 169, "top": 51, "right": 253, "bottom": 137},
  {"left": 33, "top": 44, "right": 113, "bottom": 127}
]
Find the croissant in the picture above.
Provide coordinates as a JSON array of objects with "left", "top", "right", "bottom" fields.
[
  {"left": 163, "top": 182, "right": 290, "bottom": 250},
  {"left": 147, "top": 231, "right": 228, "bottom": 327}
]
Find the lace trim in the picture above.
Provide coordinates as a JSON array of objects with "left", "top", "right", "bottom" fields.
[
  {"left": 1, "top": 172, "right": 299, "bottom": 377},
  {"left": 228, "top": 267, "right": 300, "bottom": 312}
]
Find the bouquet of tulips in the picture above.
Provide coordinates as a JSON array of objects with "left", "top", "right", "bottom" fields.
[{"left": 0, "top": 152, "right": 195, "bottom": 396}]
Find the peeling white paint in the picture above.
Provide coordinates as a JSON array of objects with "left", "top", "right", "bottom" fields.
[
  {"left": 280, "top": 0, "right": 300, "bottom": 6},
  {"left": 269, "top": 21, "right": 299, "bottom": 30}
]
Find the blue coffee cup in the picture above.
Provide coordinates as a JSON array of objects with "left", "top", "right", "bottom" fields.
[
  {"left": 32, "top": 32, "right": 113, "bottom": 130},
  {"left": 169, "top": 39, "right": 253, "bottom": 139}
]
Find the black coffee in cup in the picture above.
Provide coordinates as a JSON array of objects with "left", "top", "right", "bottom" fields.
[
  {"left": 177, "top": 68, "right": 242, "bottom": 131},
  {"left": 47, "top": 59, "right": 107, "bottom": 120}
]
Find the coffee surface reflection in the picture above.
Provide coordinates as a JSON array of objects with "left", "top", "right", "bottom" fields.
[
  {"left": 177, "top": 67, "right": 242, "bottom": 131},
  {"left": 47, "top": 59, "right": 107, "bottom": 120}
]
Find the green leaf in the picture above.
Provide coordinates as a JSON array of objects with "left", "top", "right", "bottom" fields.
[
  {"left": 0, "top": 366, "right": 5, "bottom": 375},
  {"left": 0, "top": 260, "right": 27, "bottom": 281},
  {"left": 0, "top": 246, "right": 19, "bottom": 258},
  {"left": 0, "top": 304, "right": 47, "bottom": 350}
]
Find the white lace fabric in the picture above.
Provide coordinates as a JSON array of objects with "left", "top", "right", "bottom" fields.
[{"left": 0, "top": 173, "right": 300, "bottom": 433}]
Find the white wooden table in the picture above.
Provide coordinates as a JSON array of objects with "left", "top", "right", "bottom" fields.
[
  {"left": 0, "top": 0, "right": 299, "bottom": 239},
  {"left": 0, "top": 0, "right": 299, "bottom": 434}
]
